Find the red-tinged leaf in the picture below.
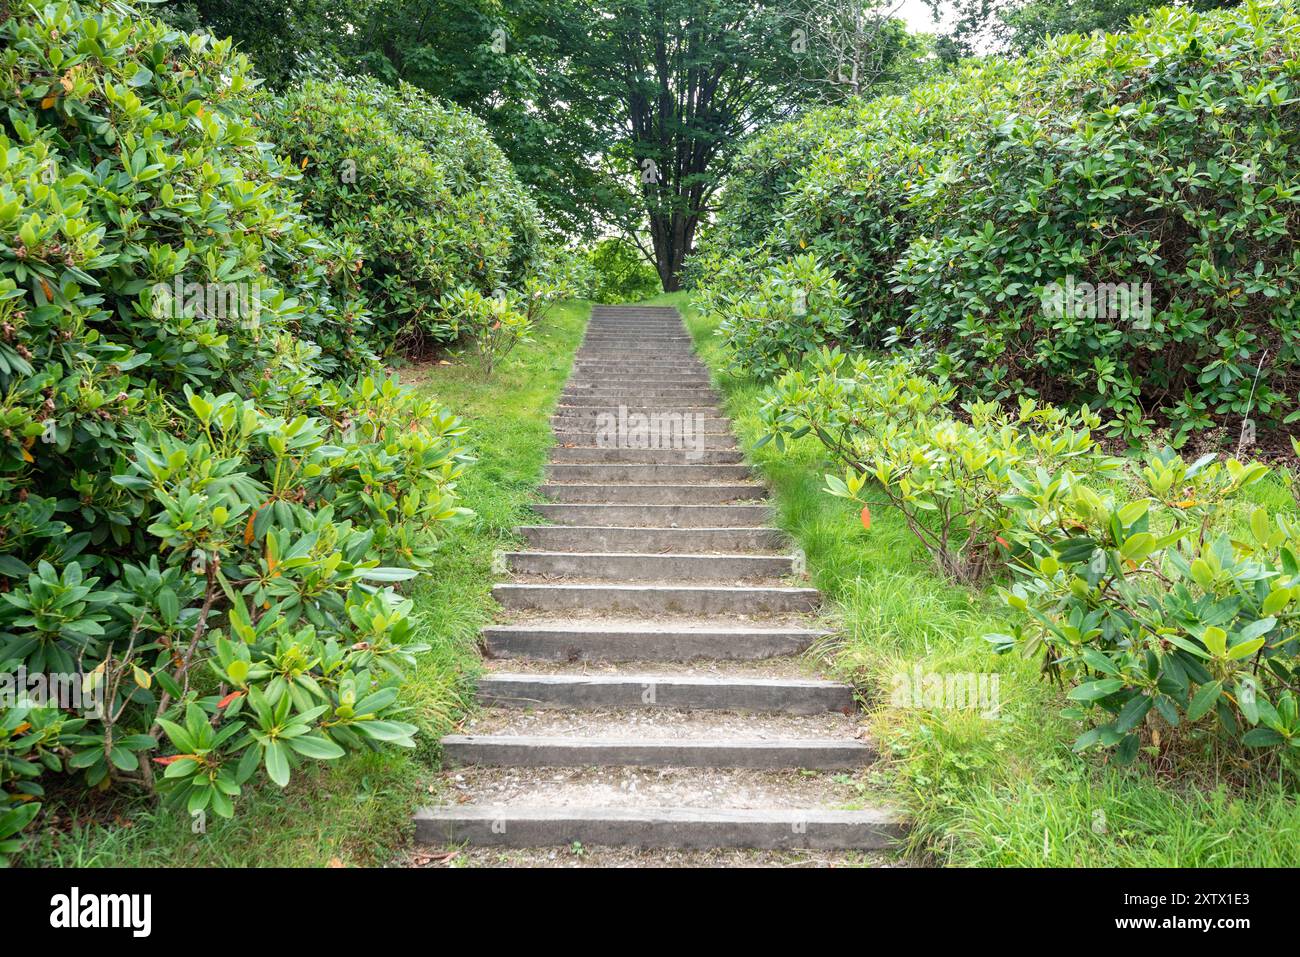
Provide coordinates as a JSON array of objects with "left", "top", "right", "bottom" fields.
[
  {"left": 243, "top": 501, "right": 269, "bottom": 546},
  {"left": 860, "top": 506, "right": 871, "bottom": 531},
  {"left": 217, "top": 690, "right": 245, "bottom": 709},
  {"left": 152, "top": 754, "right": 192, "bottom": 766}
]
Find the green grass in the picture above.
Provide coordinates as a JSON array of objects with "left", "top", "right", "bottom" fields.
[
  {"left": 16, "top": 300, "right": 592, "bottom": 868},
  {"left": 652, "top": 289, "right": 1300, "bottom": 867}
]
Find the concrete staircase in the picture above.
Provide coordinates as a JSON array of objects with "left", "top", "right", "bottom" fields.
[{"left": 414, "top": 305, "right": 902, "bottom": 855}]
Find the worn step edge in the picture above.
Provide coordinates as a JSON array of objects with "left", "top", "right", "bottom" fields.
[
  {"left": 542, "top": 464, "right": 748, "bottom": 481},
  {"left": 482, "top": 623, "right": 825, "bottom": 662},
  {"left": 539, "top": 482, "right": 755, "bottom": 503},
  {"left": 440, "top": 735, "right": 874, "bottom": 769},
  {"left": 492, "top": 583, "right": 820, "bottom": 614},
  {"left": 515, "top": 525, "right": 786, "bottom": 553},
  {"left": 477, "top": 673, "right": 854, "bottom": 713},
  {"left": 533, "top": 503, "right": 770, "bottom": 526},
  {"left": 504, "top": 550, "right": 794, "bottom": 581},
  {"left": 413, "top": 805, "right": 903, "bottom": 849},
  {"left": 550, "top": 435, "right": 739, "bottom": 452},
  {"left": 548, "top": 449, "right": 745, "bottom": 464}
]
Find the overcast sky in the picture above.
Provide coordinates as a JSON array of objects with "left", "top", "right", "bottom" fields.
[{"left": 893, "top": 0, "right": 958, "bottom": 33}]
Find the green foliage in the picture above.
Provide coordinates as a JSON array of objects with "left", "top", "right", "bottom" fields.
[
  {"left": 701, "top": 66, "right": 1025, "bottom": 344},
  {"left": 585, "top": 238, "right": 661, "bottom": 304},
  {"left": 0, "top": 701, "right": 84, "bottom": 864},
  {"left": 990, "top": 450, "right": 1300, "bottom": 770},
  {"left": 705, "top": 102, "right": 857, "bottom": 257},
  {"left": 702, "top": 1, "right": 1300, "bottom": 443},
  {"left": 896, "top": 3, "right": 1300, "bottom": 443},
  {"left": 530, "top": 0, "right": 829, "bottom": 287},
  {"left": 0, "top": 0, "right": 474, "bottom": 854},
  {"left": 707, "top": 256, "right": 852, "bottom": 381},
  {"left": 761, "top": 344, "right": 1300, "bottom": 772},
  {"left": 932, "top": 0, "right": 1238, "bottom": 57},
  {"left": 440, "top": 288, "right": 535, "bottom": 376},
  {"left": 761, "top": 348, "right": 1119, "bottom": 581},
  {"left": 261, "top": 76, "right": 542, "bottom": 350}
]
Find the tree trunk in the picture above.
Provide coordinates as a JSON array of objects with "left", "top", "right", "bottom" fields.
[{"left": 648, "top": 205, "right": 699, "bottom": 292}]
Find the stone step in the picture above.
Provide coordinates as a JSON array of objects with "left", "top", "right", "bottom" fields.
[
  {"left": 569, "top": 367, "right": 710, "bottom": 376},
  {"left": 576, "top": 351, "right": 698, "bottom": 360},
  {"left": 579, "top": 348, "right": 702, "bottom": 356},
  {"left": 553, "top": 407, "right": 727, "bottom": 420},
  {"left": 553, "top": 433, "right": 738, "bottom": 451},
  {"left": 559, "top": 379, "right": 707, "bottom": 387},
  {"left": 544, "top": 464, "right": 749, "bottom": 484},
  {"left": 492, "top": 583, "right": 820, "bottom": 614},
  {"left": 566, "top": 377, "right": 715, "bottom": 388},
  {"left": 583, "top": 334, "right": 691, "bottom": 341},
  {"left": 548, "top": 447, "right": 745, "bottom": 465},
  {"left": 572, "top": 363, "right": 704, "bottom": 373},
  {"left": 539, "top": 483, "right": 760, "bottom": 505},
  {"left": 556, "top": 395, "right": 728, "bottom": 408},
  {"left": 556, "top": 396, "right": 721, "bottom": 409},
  {"left": 548, "top": 416, "right": 733, "bottom": 434},
  {"left": 533, "top": 502, "right": 769, "bottom": 526},
  {"left": 590, "top": 307, "right": 679, "bottom": 313},
  {"left": 561, "top": 388, "right": 720, "bottom": 401},
  {"left": 504, "top": 550, "right": 794, "bottom": 581},
  {"left": 414, "top": 805, "right": 901, "bottom": 850},
  {"left": 483, "top": 620, "right": 823, "bottom": 661},
  {"left": 477, "top": 673, "right": 854, "bottom": 713},
  {"left": 575, "top": 351, "right": 697, "bottom": 357},
  {"left": 516, "top": 524, "right": 786, "bottom": 553},
  {"left": 441, "top": 735, "right": 873, "bottom": 769}
]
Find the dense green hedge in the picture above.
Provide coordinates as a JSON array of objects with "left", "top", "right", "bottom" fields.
[
  {"left": 0, "top": 0, "right": 476, "bottom": 856},
  {"left": 700, "top": 1, "right": 1300, "bottom": 444},
  {"left": 262, "top": 76, "right": 543, "bottom": 348}
]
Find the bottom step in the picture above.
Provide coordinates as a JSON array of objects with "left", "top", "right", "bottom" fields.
[
  {"left": 441, "top": 735, "right": 874, "bottom": 769},
  {"left": 413, "top": 805, "right": 903, "bottom": 850}
]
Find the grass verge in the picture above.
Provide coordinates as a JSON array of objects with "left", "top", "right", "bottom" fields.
[
  {"left": 650, "top": 289, "right": 1300, "bottom": 867},
  {"left": 15, "top": 301, "right": 591, "bottom": 867}
]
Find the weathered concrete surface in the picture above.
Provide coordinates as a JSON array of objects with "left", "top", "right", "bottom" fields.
[
  {"left": 440, "top": 734, "right": 875, "bottom": 769},
  {"left": 539, "top": 482, "right": 758, "bottom": 504},
  {"left": 543, "top": 463, "right": 748, "bottom": 483},
  {"left": 515, "top": 525, "right": 787, "bottom": 553},
  {"left": 492, "top": 583, "right": 821, "bottom": 615},
  {"left": 477, "top": 673, "right": 855, "bottom": 713},
  {"left": 482, "top": 622, "right": 826, "bottom": 661},
  {"left": 413, "top": 806, "right": 903, "bottom": 850},
  {"left": 503, "top": 550, "right": 794, "bottom": 581},
  {"left": 417, "top": 303, "right": 902, "bottom": 856},
  {"left": 532, "top": 502, "right": 771, "bottom": 526}
]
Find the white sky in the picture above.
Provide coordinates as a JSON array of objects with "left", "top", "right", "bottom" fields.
[{"left": 892, "top": 0, "right": 956, "bottom": 34}]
